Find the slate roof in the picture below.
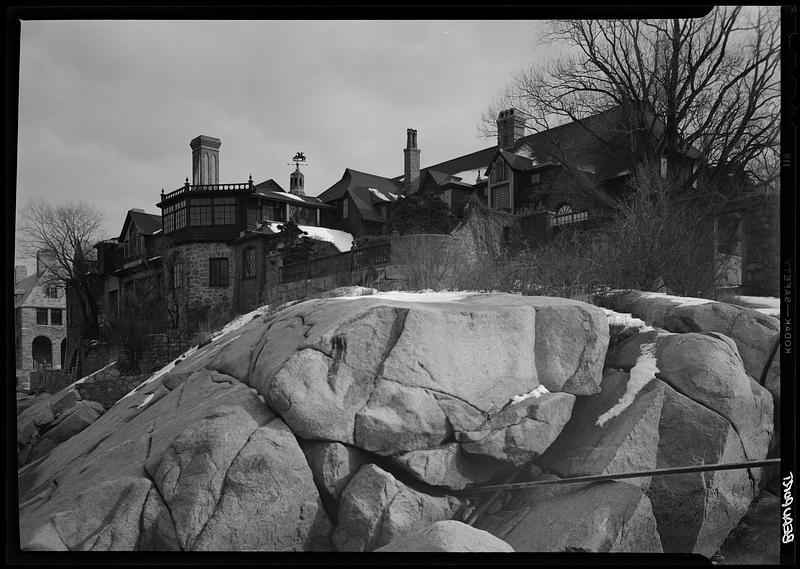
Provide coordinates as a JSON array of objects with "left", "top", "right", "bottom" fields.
[
  {"left": 393, "top": 147, "right": 496, "bottom": 184},
  {"left": 13, "top": 272, "right": 41, "bottom": 306},
  {"left": 318, "top": 169, "right": 403, "bottom": 202},
  {"left": 117, "top": 209, "right": 162, "bottom": 241}
]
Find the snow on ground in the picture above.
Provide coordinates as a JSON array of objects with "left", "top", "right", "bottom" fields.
[
  {"left": 73, "top": 360, "right": 118, "bottom": 386},
  {"left": 511, "top": 384, "right": 550, "bottom": 404},
  {"left": 723, "top": 294, "right": 780, "bottom": 316},
  {"left": 638, "top": 291, "right": 715, "bottom": 307},
  {"left": 596, "top": 342, "right": 659, "bottom": 427},
  {"left": 331, "top": 290, "right": 477, "bottom": 303},
  {"left": 119, "top": 304, "right": 272, "bottom": 403},
  {"left": 604, "top": 309, "right": 646, "bottom": 329}
]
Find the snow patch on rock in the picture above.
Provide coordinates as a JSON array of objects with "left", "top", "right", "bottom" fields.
[{"left": 596, "top": 342, "right": 659, "bottom": 427}]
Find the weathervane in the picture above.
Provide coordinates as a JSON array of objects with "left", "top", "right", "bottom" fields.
[{"left": 288, "top": 152, "right": 308, "bottom": 172}]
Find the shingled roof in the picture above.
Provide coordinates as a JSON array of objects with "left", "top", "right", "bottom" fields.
[{"left": 318, "top": 169, "right": 403, "bottom": 202}]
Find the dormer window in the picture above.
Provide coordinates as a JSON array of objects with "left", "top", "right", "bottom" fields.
[{"left": 490, "top": 158, "right": 507, "bottom": 183}]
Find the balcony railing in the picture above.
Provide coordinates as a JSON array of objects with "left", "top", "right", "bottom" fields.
[
  {"left": 162, "top": 179, "right": 255, "bottom": 201},
  {"left": 281, "top": 242, "right": 391, "bottom": 283},
  {"left": 552, "top": 209, "right": 590, "bottom": 227}
]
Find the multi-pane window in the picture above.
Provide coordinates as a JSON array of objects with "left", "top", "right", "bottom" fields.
[
  {"left": 163, "top": 200, "right": 188, "bottom": 234},
  {"left": 172, "top": 259, "right": 183, "bottom": 289},
  {"left": 492, "top": 186, "right": 510, "bottom": 210},
  {"left": 213, "top": 197, "right": 236, "bottom": 225},
  {"left": 209, "top": 257, "right": 229, "bottom": 287},
  {"left": 261, "top": 203, "right": 276, "bottom": 222},
  {"left": 36, "top": 308, "right": 48, "bottom": 325},
  {"left": 190, "top": 198, "right": 213, "bottom": 226},
  {"left": 242, "top": 247, "right": 256, "bottom": 279},
  {"left": 50, "top": 309, "right": 63, "bottom": 325},
  {"left": 46, "top": 286, "right": 58, "bottom": 299}
]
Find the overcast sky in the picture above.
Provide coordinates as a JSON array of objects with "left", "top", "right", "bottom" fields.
[{"left": 14, "top": 19, "right": 556, "bottom": 269}]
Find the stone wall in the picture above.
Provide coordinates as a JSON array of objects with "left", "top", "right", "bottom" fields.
[
  {"left": 29, "top": 370, "right": 75, "bottom": 394},
  {"left": 136, "top": 333, "right": 193, "bottom": 373},
  {"left": 74, "top": 367, "right": 150, "bottom": 409},
  {"left": 168, "top": 242, "right": 236, "bottom": 331},
  {"left": 741, "top": 191, "right": 780, "bottom": 296}
]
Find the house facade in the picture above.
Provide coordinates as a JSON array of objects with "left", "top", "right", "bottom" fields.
[{"left": 14, "top": 251, "right": 68, "bottom": 381}]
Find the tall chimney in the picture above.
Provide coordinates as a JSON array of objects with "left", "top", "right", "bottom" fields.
[
  {"left": 190, "top": 135, "right": 222, "bottom": 186},
  {"left": 496, "top": 108, "right": 526, "bottom": 148},
  {"left": 14, "top": 265, "right": 27, "bottom": 285},
  {"left": 403, "top": 128, "right": 420, "bottom": 194}
]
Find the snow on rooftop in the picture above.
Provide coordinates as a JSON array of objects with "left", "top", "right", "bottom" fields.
[
  {"left": 276, "top": 192, "right": 309, "bottom": 202},
  {"left": 368, "top": 188, "right": 392, "bottom": 201},
  {"left": 263, "top": 222, "right": 354, "bottom": 252},
  {"left": 596, "top": 342, "right": 659, "bottom": 427}
]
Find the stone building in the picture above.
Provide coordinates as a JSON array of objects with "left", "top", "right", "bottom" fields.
[{"left": 14, "top": 251, "right": 68, "bottom": 384}]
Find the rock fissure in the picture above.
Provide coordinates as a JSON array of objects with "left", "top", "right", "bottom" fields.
[
  {"left": 140, "top": 467, "right": 182, "bottom": 551},
  {"left": 187, "top": 423, "right": 262, "bottom": 551}
]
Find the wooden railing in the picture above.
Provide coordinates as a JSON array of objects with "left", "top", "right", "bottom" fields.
[
  {"left": 162, "top": 180, "right": 255, "bottom": 201},
  {"left": 280, "top": 242, "right": 391, "bottom": 283}
]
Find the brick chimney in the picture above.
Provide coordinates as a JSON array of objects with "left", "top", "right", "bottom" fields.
[
  {"left": 14, "top": 265, "right": 27, "bottom": 285},
  {"left": 403, "top": 128, "right": 420, "bottom": 194},
  {"left": 190, "top": 135, "right": 221, "bottom": 186},
  {"left": 496, "top": 109, "right": 526, "bottom": 148}
]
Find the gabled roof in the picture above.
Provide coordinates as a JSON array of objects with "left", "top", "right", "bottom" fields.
[
  {"left": 394, "top": 147, "right": 496, "bottom": 183},
  {"left": 117, "top": 209, "right": 162, "bottom": 241},
  {"left": 14, "top": 269, "right": 64, "bottom": 308},
  {"left": 318, "top": 169, "right": 403, "bottom": 203},
  {"left": 253, "top": 179, "right": 286, "bottom": 193}
]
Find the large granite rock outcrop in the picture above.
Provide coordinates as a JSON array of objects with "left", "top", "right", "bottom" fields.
[
  {"left": 19, "top": 292, "right": 608, "bottom": 551},
  {"left": 375, "top": 520, "right": 514, "bottom": 552}
]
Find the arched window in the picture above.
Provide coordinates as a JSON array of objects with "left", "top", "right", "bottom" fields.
[
  {"left": 555, "top": 203, "right": 573, "bottom": 216},
  {"left": 32, "top": 336, "right": 53, "bottom": 370},
  {"left": 242, "top": 247, "right": 256, "bottom": 279}
]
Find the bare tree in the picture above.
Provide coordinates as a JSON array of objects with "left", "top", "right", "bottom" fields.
[
  {"left": 481, "top": 7, "right": 781, "bottom": 194},
  {"left": 19, "top": 199, "right": 105, "bottom": 327}
]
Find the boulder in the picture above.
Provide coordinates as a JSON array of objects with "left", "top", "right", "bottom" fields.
[
  {"left": 49, "top": 388, "right": 82, "bottom": 416},
  {"left": 301, "top": 441, "right": 369, "bottom": 517},
  {"left": 375, "top": 520, "right": 514, "bottom": 552},
  {"left": 390, "top": 443, "right": 504, "bottom": 490},
  {"left": 605, "top": 330, "right": 773, "bottom": 461},
  {"left": 332, "top": 463, "right": 462, "bottom": 552},
  {"left": 19, "top": 365, "right": 331, "bottom": 552},
  {"left": 251, "top": 293, "right": 606, "bottom": 459},
  {"left": 459, "top": 392, "right": 575, "bottom": 466},
  {"left": 40, "top": 400, "right": 105, "bottom": 445},
  {"left": 537, "top": 336, "right": 770, "bottom": 557},
  {"left": 597, "top": 290, "right": 779, "bottom": 380},
  {"left": 500, "top": 481, "right": 662, "bottom": 553}
]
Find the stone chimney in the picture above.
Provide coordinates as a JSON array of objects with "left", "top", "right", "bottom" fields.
[
  {"left": 190, "top": 135, "right": 221, "bottom": 186},
  {"left": 36, "top": 249, "right": 57, "bottom": 277},
  {"left": 289, "top": 166, "right": 305, "bottom": 196},
  {"left": 15, "top": 265, "right": 27, "bottom": 285},
  {"left": 403, "top": 128, "right": 420, "bottom": 194},
  {"left": 496, "top": 108, "right": 526, "bottom": 148}
]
